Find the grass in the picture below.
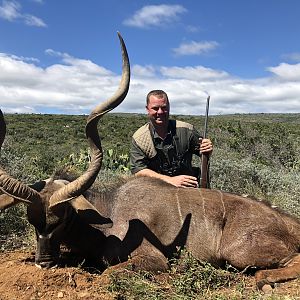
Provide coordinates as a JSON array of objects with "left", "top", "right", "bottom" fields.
[
  {"left": 108, "top": 249, "right": 289, "bottom": 300},
  {"left": 1, "top": 112, "right": 300, "bottom": 298}
]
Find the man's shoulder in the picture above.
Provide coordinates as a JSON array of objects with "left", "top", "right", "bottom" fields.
[
  {"left": 171, "top": 120, "right": 200, "bottom": 140},
  {"left": 132, "top": 123, "right": 156, "bottom": 158},
  {"left": 132, "top": 123, "right": 151, "bottom": 139},
  {"left": 174, "top": 120, "right": 194, "bottom": 130}
]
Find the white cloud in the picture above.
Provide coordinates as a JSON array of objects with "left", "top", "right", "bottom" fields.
[
  {"left": 1, "top": 51, "right": 300, "bottom": 115},
  {"left": 123, "top": 4, "right": 187, "bottom": 28},
  {"left": 31, "top": 0, "right": 44, "bottom": 4},
  {"left": 0, "top": 53, "right": 42, "bottom": 86},
  {"left": 3, "top": 105, "right": 37, "bottom": 114},
  {"left": 4, "top": 53, "right": 39, "bottom": 63},
  {"left": 0, "top": 0, "right": 46, "bottom": 27},
  {"left": 160, "top": 66, "right": 229, "bottom": 81},
  {"left": 172, "top": 40, "right": 219, "bottom": 56},
  {"left": 267, "top": 63, "right": 300, "bottom": 81},
  {"left": 132, "top": 65, "right": 156, "bottom": 77},
  {"left": 45, "top": 49, "right": 113, "bottom": 76},
  {"left": 24, "top": 14, "right": 46, "bottom": 27},
  {"left": 0, "top": 0, "right": 20, "bottom": 21},
  {"left": 0, "top": 51, "right": 123, "bottom": 114}
]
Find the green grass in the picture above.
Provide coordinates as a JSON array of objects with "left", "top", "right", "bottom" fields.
[{"left": 1, "top": 112, "right": 300, "bottom": 298}]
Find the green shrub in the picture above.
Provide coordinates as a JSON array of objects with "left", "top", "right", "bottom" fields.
[
  {"left": 210, "top": 153, "right": 300, "bottom": 218},
  {"left": 108, "top": 250, "right": 240, "bottom": 300},
  {"left": 170, "top": 250, "right": 237, "bottom": 299},
  {"left": 0, "top": 205, "right": 34, "bottom": 252}
]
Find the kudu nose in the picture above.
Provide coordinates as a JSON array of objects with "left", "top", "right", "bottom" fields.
[{"left": 35, "top": 234, "right": 59, "bottom": 269}]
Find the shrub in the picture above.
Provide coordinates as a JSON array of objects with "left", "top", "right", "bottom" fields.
[{"left": 108, "top": 249, "right": 241, "bottom": 300}]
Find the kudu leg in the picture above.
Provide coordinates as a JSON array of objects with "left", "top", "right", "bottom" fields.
[
  {"left": 102, "top": 234, "right": 169, "bottom": 277},
  {"left": 100, "top": 251, "right": 169, "bottom": 286},
  {"left": 106, "top": 253, "right": 169, "bottom": 274},
  {"left": 255, "top": 253, "right": 300, "bottom": 291}
]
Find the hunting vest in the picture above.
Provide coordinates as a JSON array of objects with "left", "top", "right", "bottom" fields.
[{"left": 132, "top": 120, "right": 194, "bottom": 159}]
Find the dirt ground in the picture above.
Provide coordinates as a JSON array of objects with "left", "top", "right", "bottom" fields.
[
  {"left": 0, "top": 249, "right": 300, "bottom": 300},
  {"left": 0, "top": 249, "right": 114, "bottom": 300}
]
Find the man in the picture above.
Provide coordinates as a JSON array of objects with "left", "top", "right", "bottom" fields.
[{"left": 130, "top": 90, "right": 213, "bottom": 188}]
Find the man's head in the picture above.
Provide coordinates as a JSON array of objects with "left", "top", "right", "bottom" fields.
[{"left": 146, "top": 90, "right": 170, "bottom": 128}]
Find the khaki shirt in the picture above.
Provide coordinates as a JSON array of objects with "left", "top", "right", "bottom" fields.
[{"left": 130, "top": 120, "right": 201, "bottom": 176}]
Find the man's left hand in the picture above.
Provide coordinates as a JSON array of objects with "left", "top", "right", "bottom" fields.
[{"left": 199, "top": 138, "right": 213, "bottom": 155}]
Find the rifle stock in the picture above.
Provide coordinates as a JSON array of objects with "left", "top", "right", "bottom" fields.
[
  {"left": 199, "top": 96, "right": 210, "bottom": 188},
  {"left": 200, "top": 153, "right": 209, "bottom": 188}
]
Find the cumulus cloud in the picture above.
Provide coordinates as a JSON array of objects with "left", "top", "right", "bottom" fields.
[
  {"left": 0, "top": 0, "right": 19, "bottom": 20},
  {"left": 0, "top": 0, "right": 46, "bottom": 27},
  {"left": 123, "top": 4, "right": 187, "bottom": 28},
  {"left": 45, "top": 49, "right": 113, "bottom": 76},
  {"left": 160, "top": 66, "right": 229, "bottom": 81},
  {"left": 1, "top": 51, "right": 300, "bottom": 115},
  {"left": 172, "top": 40, "right": 219, "bottom": 56},
  {"left": 24, "top": 14, "right": 46, "bottom": 27},
  {"left": 30, "top": 0, "right": 44, "bottom": 3},
  {"left": 267, "top": 63, "right": 300, "bottom": 81},
  {"left": 132, "top": 65, "right": 156, "bottom": 77},
  {"left": 3, "top": 53, "right": 39, "bottom": 63},
  {"left": 0, "top": 51, "right": 119, "bottom": 114}
]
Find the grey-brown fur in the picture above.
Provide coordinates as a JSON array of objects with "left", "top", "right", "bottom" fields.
[{"left": 22, "top": 176, "right": 300, "bottom": 290}]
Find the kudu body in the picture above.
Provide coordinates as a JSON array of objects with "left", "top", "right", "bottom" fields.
[{"left": 1, "top": 34, "right": 300, "bottom": 292}]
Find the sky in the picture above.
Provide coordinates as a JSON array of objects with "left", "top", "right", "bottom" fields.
[{"left": 1, "top": 0, "right": 300, "bottom": 116}]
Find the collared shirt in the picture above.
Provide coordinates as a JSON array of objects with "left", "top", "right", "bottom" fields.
[{"left": 130, "top": 119, "right": 201, "bottom": 177}]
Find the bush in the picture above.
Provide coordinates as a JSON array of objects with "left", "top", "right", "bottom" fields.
[
  {"left": 108, "top": 249, "right": 241, "bottom": 300},
  {"left": 210, "top": 152, "right": 300, "bottom": 218},
  {"left": 170, "top": 250, "right": 237, "bottom": 298}
]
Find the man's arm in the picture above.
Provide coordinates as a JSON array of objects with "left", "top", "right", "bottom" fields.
[
  {"left": 135, "top": 168, "right": 199, "bottom": 188},
  {"left": 131, "top": 138, "right": 198, "bottom": 188}
]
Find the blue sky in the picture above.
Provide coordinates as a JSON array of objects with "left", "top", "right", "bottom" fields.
[{"left": 1, "top": 0, "right": 300, "bottom": 115}]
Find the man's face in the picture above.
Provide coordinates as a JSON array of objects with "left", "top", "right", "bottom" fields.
[{"left": 146, "top": 95, "right": 169, "bottom": 127}]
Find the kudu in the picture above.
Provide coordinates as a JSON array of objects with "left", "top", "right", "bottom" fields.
[{"left": 1, "top": 33, "right": 300, "bottom": 292}]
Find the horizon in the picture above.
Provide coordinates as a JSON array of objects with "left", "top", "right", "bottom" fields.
[{"left": 3, "top": 110, "right": 300, "bottom": 117}]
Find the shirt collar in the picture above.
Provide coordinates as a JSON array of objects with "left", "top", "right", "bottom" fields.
[{"left": 149, "top": 120, "right": 174, "bottom": 142}]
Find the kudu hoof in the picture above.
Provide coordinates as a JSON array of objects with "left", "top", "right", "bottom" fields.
[{"left": 256, "top": 279, "right": 274, "bottom": 294}]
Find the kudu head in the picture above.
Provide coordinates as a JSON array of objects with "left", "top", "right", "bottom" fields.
[{"left": 0, "top": 32, "right": 130, "bottom": 268}]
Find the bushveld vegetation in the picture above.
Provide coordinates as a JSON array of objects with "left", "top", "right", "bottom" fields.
[{"left": 1, "top": 112, "right": 300, "bottom": 299}]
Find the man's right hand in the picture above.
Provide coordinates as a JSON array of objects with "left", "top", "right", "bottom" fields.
[
  {"left": 166, "top": 175, "right": 198, "bottom": 188},
  {"left": 135, "top": 169, "right": 198, "bottom": 188}
]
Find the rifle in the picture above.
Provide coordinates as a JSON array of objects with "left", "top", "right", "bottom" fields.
[{"left": 199, "top": 95, "right": 210, "bottom": 188}]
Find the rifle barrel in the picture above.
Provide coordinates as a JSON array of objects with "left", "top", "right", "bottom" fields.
[
  {"left": 200, "top": 95, "right": 210, "bottom": 189},
  {"left": 203, "top": 95, "right": 210, "bottom": 139}
]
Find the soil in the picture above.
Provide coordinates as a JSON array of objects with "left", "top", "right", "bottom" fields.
[
  {"left": 0, "top": 249, "right": 113, "bottom": 300},
  {"left": 0, "top": 249, "right": 300, "bottom": 300}
]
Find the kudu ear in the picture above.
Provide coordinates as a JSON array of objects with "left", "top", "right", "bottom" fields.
[
  {"left": 29, "top": 179, "right": 49, "bottom": 192},
  {"left": 70, "top": 195, "right": 113, "bottom": 229},
  {"left": 0, "top": 194, "right": 19, "bottom": 211}
]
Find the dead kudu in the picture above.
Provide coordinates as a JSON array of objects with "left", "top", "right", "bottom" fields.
[{"left": 1, "top": 35, "right": 300, "bottom": 292}]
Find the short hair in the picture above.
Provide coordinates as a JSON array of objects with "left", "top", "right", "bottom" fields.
[{"left": 146, "top": 90, "right": 169, "bottom": 106}]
